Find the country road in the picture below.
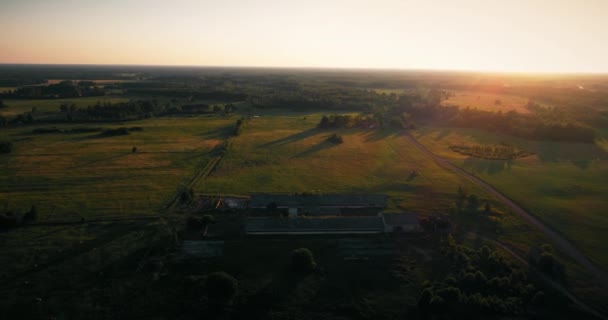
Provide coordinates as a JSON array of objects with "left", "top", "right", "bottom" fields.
[
  {"left": 402, "top": 132, "right": 608, "bottom": 288},
  {"left": 485, "top": 237, "right": 607, "bottom": 319}
]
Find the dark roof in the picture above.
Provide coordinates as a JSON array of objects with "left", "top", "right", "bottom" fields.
[
  {"left": 307, "top": 207, "right": 342, "bottom": 216},
  {"left": 383, "top": 213, "right": 419, "bottom": 225},
  {"left": 246, "top": 216, "right": 385, "bottom": 233},
  {"left": 249, "top": 194, "right": 388, "bottom": 208}
]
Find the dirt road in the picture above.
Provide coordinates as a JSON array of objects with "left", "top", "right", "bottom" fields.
[{"left": 403, "top": 132, "right": 608, "bottom": 288}]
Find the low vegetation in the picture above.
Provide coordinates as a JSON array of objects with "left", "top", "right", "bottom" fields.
[
  {"left": 419, "top": 235, "right": 544, "bottom": 317},
  {"left": 449, "top": 143, "right": 533, "bottom": 160}
]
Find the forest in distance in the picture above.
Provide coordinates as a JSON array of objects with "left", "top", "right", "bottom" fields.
[{"left": 1, "top": 64, "right": 608, "bottom": 319}]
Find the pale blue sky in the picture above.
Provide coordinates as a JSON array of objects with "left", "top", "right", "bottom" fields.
[{"left": 1, "top": 0, "right": 608, "bottom": 73}]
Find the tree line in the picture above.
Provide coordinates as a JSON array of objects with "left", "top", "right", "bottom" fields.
[
  {"left": 1, "top": 80, "right": 104, "bottom": 99},
  {"left": 418, "top": 235, "right": 549, "bottom": 317},
  {"left": 393, "top": 92, "right": 597, "bottom": 143}
]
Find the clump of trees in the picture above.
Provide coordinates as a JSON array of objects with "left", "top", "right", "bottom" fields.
[
  {"left": 33, "top": 127, "right": 103, "bottom": 134},
  {"left": 2, "top": 80, "right": 104, "bottom": 99},
  {"left": 234, "top": 118, "right": 246, "bottom": 136},
  {"left": 205, "top": 271, "right": 238, "bottom": 306},
  {"left": 0, "top": 141, "right": 13, "bottom": 153},
  {"left": 62, "top": 100, "right": 165, "bottom": 121},
  {"left": 102, "top": 127, "right": 143, "bottom": 136},
  {"left": 318, "top": 114, "right": 378, "bottom": 129},
  {"left": 326, "top": 133, "right": 343, "bottom": 144},
  {"left": 0, "top": 206, "right": 38, "bottom": 228},
  {"left": 291, "top": 248, "right": 317, "bottom": 273},
  {"left": 529, "top": 244, "right": 565, "bottom": 279},
  {"left": 418, "top": 235, "right": 544, "bottom": 317},
  {"left": 450, "top": 144, "right": 533, "bottom": 160}
]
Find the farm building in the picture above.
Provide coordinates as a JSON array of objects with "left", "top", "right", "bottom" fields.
[
  {"left": 382, "top": 213, "right": 420, "bottom": 233},
  {"left": 249, "top": 193, "right": 387, "bottom": 217},
  {"left": 245, "top": 216, "right": 386, "bottom": 235}
]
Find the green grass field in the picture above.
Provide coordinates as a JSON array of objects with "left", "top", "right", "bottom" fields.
[
  {"left": 442, "top": 90, "right": 534, "bottom": 113},
  {"left": 199, "top": 113, "right": 501, "bottom": 214},
  {"left": 0, "top": 116, "right": 235, "bottom": 218},
  {"left": 413, "top": 126, "right": 608, "bottom": 269}
]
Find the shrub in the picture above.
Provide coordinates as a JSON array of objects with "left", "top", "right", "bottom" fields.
[
  {"left": 291, "top": 248, "right": 316, "bottom": 273},
  {"left": 23, "top": 206, "right": 37, "bottom": 222},
  {"left": 205, "top": 271, "right": 238, "bottom": 305},
  {"left": 327, "top": 133, "right": 343, "bottom": 144},
  {"left": 0, "top": 141, "right": 13, "bottom": 154}
]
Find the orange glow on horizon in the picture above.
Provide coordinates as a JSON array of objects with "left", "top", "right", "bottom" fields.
[{"left": 1, "top": 0, "right": 608, "bottom": 74}]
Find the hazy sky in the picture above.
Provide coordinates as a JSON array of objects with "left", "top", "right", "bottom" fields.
[{"left": 1, "top": 0, "right": 607, "bottom": 73}]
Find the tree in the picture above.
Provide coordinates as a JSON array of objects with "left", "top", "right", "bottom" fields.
[
  {"left": 538, "top": 252, "right": 555, "bottom": 274},
  {"left": 319, "top": 115, "right": 330, "bottom": 128},
  {"left": 0, "top": 141, "right": 12, "bottom": 154},
  {"left": 467, "top": 194, "right": 479, "bottom": 211},
  {"left": 291, "top": 248, "right": 316, "bottom": 273},
  {"left": 132, "top": 146, "right": 137, "bottom": 153},
  {"left": 206, "top": 271, "right": 238, "bottom": 306},
  {"left": 202, "top": 214, "right": 215, "bottom": 237},
  {"left": 484, "top": 202, "right": 492, "bottom": 213},
  {"left": 23, "top": 206, "right": 37, "bottom": 222}
]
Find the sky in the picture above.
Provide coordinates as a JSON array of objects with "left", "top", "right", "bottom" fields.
[{"left": 1, "top": 0, "right": 608, "bottom": 73}]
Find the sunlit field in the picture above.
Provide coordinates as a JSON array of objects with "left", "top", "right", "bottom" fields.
[
  {"left": 0, "top": 116, "right": 235, "bottom": 218},
  {"left": 202, "top": 112, "right": 491, "bottom": 213},
  {"left": 441, "top": 90, "right": 534, "bottom": 113},
  {"left": 413, "top": 126, "right": 608, "bottom": 269}
]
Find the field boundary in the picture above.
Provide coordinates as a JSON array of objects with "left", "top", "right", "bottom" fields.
[
  {"left": 489, "top": 238, "right": 607, "bottom": 320},
  {"left": 402, "top": 131, "right": 608, "bottom": 289},
  {"left": 164, "top": 155, "right": 223, "bottom": 211}
]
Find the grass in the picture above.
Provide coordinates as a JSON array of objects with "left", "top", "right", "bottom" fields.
[
  {"left": 413, "top": 126, "right": 608, "bottom": 268},
  {"left": 0, "top": 116, "right": 235, "bottom": 218},
  {"left": 199, "top": 113, "right": 495, "bottom": 214},
  {"left": 442, "top": 90, "right": 534, "bottom": 113},
  {"left": 413, "top": 126, "right": 608, "bottom": 311}
]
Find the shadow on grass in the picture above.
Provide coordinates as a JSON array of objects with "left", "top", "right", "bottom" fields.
[
  {"left": 66, "top": 153, "right": 130, "bottom": 170},
  {"left": 360, "top": 129, "right": 398, "bottom": 142},
  {"left": 293, "top": 140, "right": 336, "bottom": 158},
  {"left": 435, "top": 128, "right": 451, "bottom": 140},
  {"left": 535, "top": 142, "right": 608, "bottom": 169},
  {"left": 463, "top": 158, "right": 512, "bottom": 175},
  {"left": 199, "top": 125, "right": 235, "bottom": 140},
  {"left": 259, "top": 128, "right": 319, "bottom": 148}
]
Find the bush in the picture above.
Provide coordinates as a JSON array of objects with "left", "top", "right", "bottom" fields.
[
  {"left": 0, "top": 141, "right": 13, "bottom": 154},
  {"left": 102, "top": 127, "right": 130, "bottom": 136},
  {"left": 23, "top": 206, "right": 37, "bottom": 222},
  {"left": 205, "top": 271, "right": 238, "bottom": 305},
  {"left": 327, "top": 133, "right": 343, "bottom": 144},
  {"left": 0, "top": 213, "right": 18, "bottom": 228},
  {"left": 291, "top": 248, "right": 316, "bottom": 273}
]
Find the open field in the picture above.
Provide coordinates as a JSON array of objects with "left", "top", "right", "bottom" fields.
[
  {"left": 442, "top": 90, "right": 534, "bottom": 113},
  {"left": 413, "top": 126, "right": 608, "bottom": 270},
  {"left": 201, "top": 112, "right": 507, "bottom": 215},
  {"left": 0, "top": 116, "right": 235, "bottom": 218}
]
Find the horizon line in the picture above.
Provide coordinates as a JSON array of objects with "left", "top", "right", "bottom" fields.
[{"left": 1, "top": 62, "right": 608, "bottom": 77}]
